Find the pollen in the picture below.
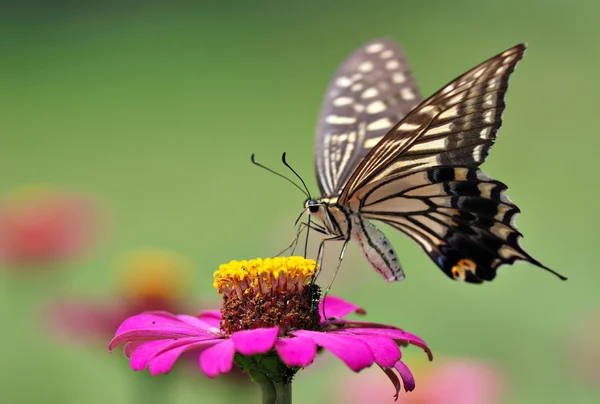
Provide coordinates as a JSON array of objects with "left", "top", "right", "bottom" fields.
[
  {"left": 213, "top": 256, "right": 317, "bottom": 298},
  {"left": 214, "top": 257, "right": 321, "bottom": 335}
]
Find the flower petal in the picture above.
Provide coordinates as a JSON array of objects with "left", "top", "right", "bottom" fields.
[
  {"left": 231, "top": 327, "right": 279, "bottom": 356},
  {"left": 176, "top": 314, "right": 219, "bottom": 333},
  {"left": 319, "top": 296, "right": 365, "bottom": 322},
  {"left": 292, "top": 330, "right": 374, "bottom": 372},
  {"left": 339, "top": 327, "right": 432, "bottom": 360},
  {"left": 197, "top": 310, "right": 221, "bottom": 328},
  {"left": 109, "top": 312, "right": 215, "bottom": 351},
  {"left": 200, "top": 339, "right": 235, "bottom": 377},
  {"left": 130, "top": 340, "right": 180, "bottom": 371},
  {"left": 275, "top": 336, "right": 317, "bottom": 367},
  {"left": 395, "top": 360, "right": 415, "bottom": 392},
  {"left": 130, "top": 339, "right": 208, "bottom": 371},
  {"left": 124, "top": 341, "right": 145, "bottom": 358},
  {"left": 337, "top": 333, "right": 400, "bottom": 368},
  {"left": 378, "top": 365, "right": 401, "bottom": 400},
  {"left": 148, "top": 339, "right": 221, "bottom": 375}
]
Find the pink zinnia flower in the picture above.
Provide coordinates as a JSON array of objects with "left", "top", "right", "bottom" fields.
[
  {"left": 109, "top": 257, "right": 432, "bottom": 402},
  {"left": 0, "top": 187, "right": 96, "bottom": 268},
  {"left": 51, "top": 249, "right": 251, "bottom": 386}
]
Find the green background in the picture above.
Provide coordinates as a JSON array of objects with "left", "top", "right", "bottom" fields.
[{"left": 1, "top": 1, "right": 598, "bottom": 403}]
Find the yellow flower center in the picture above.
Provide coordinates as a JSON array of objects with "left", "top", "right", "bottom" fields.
[
  {"left": 213, "top": 257, "right": 321, "bottom": 336},
  {"left": 213, "top": 256, "right": 317, "bottom": 298}
]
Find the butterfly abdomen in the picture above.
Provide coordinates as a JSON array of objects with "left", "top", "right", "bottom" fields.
[{"left": 351, "top": 215, "right": 404, "bottom": 282}]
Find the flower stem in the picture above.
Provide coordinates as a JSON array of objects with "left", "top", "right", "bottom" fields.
[
  {"left": 274, "top": 380, "right": 292, "bottom": 404},
  {"left": 235, "top": 353, "right": 294, "bottom": 404},
  {"left": 253, "top": 372, "right": 292, "bottom": 404}
]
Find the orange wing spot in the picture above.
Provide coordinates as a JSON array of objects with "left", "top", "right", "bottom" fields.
[
  {"left": 451, "top": 265, "right": 466, "bottom": 280},
  {"left": 457, "top": 258, "right": 477, "bottom": 273},
  {"left": 451, "top": 258, "right": 477, "bottom": 280}
]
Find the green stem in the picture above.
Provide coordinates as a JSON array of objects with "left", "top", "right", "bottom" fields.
[
  {"left": 255, "top": 372, "right": 276, "bottom": 403},
  {"left": 273, "top": 380, "right": 292, "bottom": 404},
  {"left": 253, "top": 371, "right": 292, "bottom": 404},
  {"left": 234, "top": 353, "right": 294, "bottom": 404}
]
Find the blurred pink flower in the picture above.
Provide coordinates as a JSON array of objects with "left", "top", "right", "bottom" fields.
[
  {"left": 48, "top": 249, "right": 193, "bottom": 342},
  {"left": 568, "top": 311, "right": 600, "bottom": 390},
  {"left": 337, "top": 357, "right": 505, "bottom": 403},
  {"left": 0, "top": 187, "right": 96, "bottom": 267}
]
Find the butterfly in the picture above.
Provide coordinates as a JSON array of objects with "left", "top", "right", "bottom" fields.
[{"left": 302, "top": 39, "right": 566, "bottom": 284}]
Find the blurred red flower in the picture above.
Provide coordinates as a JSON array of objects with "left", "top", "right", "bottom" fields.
[{"left": 0, "top": 187, "right": 96, "bottom": 268}]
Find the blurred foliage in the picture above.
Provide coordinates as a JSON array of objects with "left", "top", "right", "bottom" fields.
[{"left": 1, "top": 1, "right": 599, "bottom": 403}]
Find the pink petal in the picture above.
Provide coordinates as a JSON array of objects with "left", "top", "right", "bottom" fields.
[
  {"left": 109, "top": 312, "right": 215, "bottom": 350},
  {"left": 130, "top": 339, "right": 189, "bottom": 371},
  {"left": 292, "top": 330, "right": 374, "bottom": 372},
  {"left": 148, "top": 339, "right": 221, "bottom": 375},
  {"left": 112, "top": 312, "right": 192, "bottom": 335},
  {"left": 319, "top": 296, "right": 366, "bottom": 322},
  {"left": 197, "top": 310, "right": 221, "bottom": 328},
  {"left": 341, "top": 333, "right": 400, "bottom": 368},
  {"left": 339, "top": 327, "right": 432, "bottom": 360},
  {"left": 231, "top": 327, "right": 279, "bottom": 356},
  {"left": 176, "top": 314, "right": 219, "bottom": 333},
  {"left": 124, "top": 341, "right": 145, "bottom": 358},
  {"left": 378, "top": 365, "right": 401, "bottom": 400},
  {"left": 200, "top": 339, "right": 235, "bottom": 377},
  {"left": 395, "top": 360, "right": 415, "bottom": 392},
  {"left": 275, "top": 336, "right": 317, "bottom": 367}
]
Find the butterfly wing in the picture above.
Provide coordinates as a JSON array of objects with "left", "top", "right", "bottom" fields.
[
  {"left": 314, "top": 38, "right": 421, "bottom": 197},
  {"left": 339, "top": 44, "right": 566, "bottom": 282}
]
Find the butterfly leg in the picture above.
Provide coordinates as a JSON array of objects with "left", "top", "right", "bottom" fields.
[
  {"left": 315, "top": 234, "right": 345, "bottom": 278},
  {"left": 321, "top": 237, "right": 351, "bottom": 321},
  {"left": 313, "top": 234, "right": 348, "bottom": 321},
  {"left": 277, "top": 221, "right": 327, "bottom": 257}
]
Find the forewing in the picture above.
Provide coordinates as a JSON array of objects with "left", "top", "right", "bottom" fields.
[
  {"left": 339, "top": 44, "right": 526, "bottom": 203},
  {"left": 315, "top": 38, "right": 421, "bottom": 197}
]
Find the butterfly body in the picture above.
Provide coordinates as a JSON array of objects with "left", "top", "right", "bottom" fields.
[
  {"left": 306, "top": 39, "right": 567, "bottom": 283},
  {"left": 306, "top": 197, "right": 404, "bottom": 282}
]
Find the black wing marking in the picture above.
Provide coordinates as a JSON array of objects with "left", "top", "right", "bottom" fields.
[
  {"left": 359, "top": 166, "right": 566, "bottom": 282},
  {"left": 315, "top": 38, "right": 421, "bottom": 197}
]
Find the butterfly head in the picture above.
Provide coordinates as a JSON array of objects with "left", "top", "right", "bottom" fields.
[{"left": 305, "top": 199, "right": 322, "bottom": 214}]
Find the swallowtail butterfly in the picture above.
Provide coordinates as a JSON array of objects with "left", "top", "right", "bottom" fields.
[{"left": 304, "top": 39, "right": 566, "bottom": 283}]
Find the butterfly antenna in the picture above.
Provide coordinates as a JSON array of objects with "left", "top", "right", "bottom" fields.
[
  {"left": 280, "top": 152, "right": 316, "bottom": 259},
  {"left": 281, "top": 152, "right": 312, "bottom": 199},
  {"left": 251, "top": 153, "right": 310, "bottom": 198}
]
